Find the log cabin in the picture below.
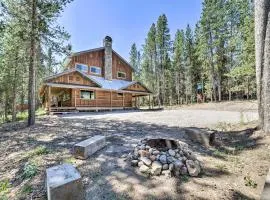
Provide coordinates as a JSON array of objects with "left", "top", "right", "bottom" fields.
[{"left": 40, "top": 36, "right": 152, "bottom": 113}]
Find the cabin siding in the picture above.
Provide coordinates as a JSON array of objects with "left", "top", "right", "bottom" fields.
[
  {"left": 48, "top": 71, "right": 98, "bottom": 87},
  {"left": 124, "top": 83, "right": 149, "bottom": 93},
  {"left": 70, "top": 89, "right": 132, "bottom": 108},
  {"left": 67, "top": 50, "right": 132, "bottom": 81},
  {"left": 68, "top": 50, "right": 105, "bottom": 77}
]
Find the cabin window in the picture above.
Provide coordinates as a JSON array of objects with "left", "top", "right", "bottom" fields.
[
  {"left": 117, "top": 71, "right": 126, "bottom": 79},
  {"left": 69, "top": 76, "right": 73, "bottom": 81},
  {"left": 80, "top": 90, "right": 95, "bottom": 100},
  {"left": 90, "top": 66, "right": 101, "bottom": 75},
  {"left": 76, "top": 63, "right": 88, "bottom": 73},
  {"left": 117, "top": 93, "right": 123, "bottom": 97}
]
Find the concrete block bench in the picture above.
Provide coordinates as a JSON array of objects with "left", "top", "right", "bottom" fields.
[
  {"left": 261, "top": 168, "right": 270, "bottom": 200},
  {"left": 74, "top": 135, "right": 106, "bottom": 159},
  {"left": 46, "top": 163, "right": 84, "bottom": 200}
]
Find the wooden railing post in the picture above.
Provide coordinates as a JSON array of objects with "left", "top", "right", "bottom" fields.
[
  {"left": 48, "top": 86, "right": 51, "bottom": 113},
  {"left": 122, "top": 92, "right": 125, "bottom": 109},
  {"left": 110, "top": 90, "right": 112, "bottom": 111}
]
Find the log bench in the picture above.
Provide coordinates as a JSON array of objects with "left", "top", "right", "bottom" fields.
[
  {"left": 73, "top": 135, "right": 106, "bottom": 159},
  {"left": 46, "top": 163, "right": 84, "bottom": 200}
]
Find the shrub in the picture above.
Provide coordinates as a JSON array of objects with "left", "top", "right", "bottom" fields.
[
  {"left": 0, "top": 180, "right": 11, "bottom": 200},
  {"left": 244, "top": 176, "right": 257, "bottom": 188},
  {"left": 26, "top": 146, "right": 49, "bottom": 158},
  {"left": 22, "top": 162, "right": 38, "bottom": 179}
]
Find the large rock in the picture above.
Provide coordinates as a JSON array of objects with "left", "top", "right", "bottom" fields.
[
  {"left": 168, "top": 149, "right": 176, "bottom": 157},
  {"left": 74, "top": 135, "right": 106, "bottom": 159},
  {"left": 140, "top": 157, "right": 152, "bottom": 166},
  {"left": 139, "top": 165, "right": 150, "bottom": 174},
  {"left": 184, "top": 128, "right": 216, "bottom": 147},
  {"left": 174, "top": 160, "right": 184, "bottom": 169},
  {"left": 159, "top": 155, "right": 167, "bottom": 164},
  {"left": 138, "top": 150, "right": 150, "bottom": 157},
  {"left": 151, "top": 161, "right": 162, "bottom": 176},
  {"left": 186, "top": 160, "right": 201, "bottom": 177},
  {"left": 162, "top": 164, "right": 169, "bottom": 170},
  {"left": 46, "top": 164, "right": 84, "bottom": 200}
]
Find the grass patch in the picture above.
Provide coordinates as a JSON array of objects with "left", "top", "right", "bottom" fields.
[
  {"left": 0, "top": 180, "right": 11, "bottom": 200},
  {"left": 215, "top": 163, "right": 227, "bottom": 172},
  {"left": 244, "top": 176, "right": 257, "bottom": 188},
  {"left": 1, "top": 108, "right": 47, "bottom": 123},
  {"left": 26, "top": 146, "right": 49, "bottom": 158},
  {"left": 21, "top": 184, "right": 33, "bottom": 194},
  {"left": 63, "top": 157, "right": 77, "bottom": 164},
  {"left": 22, "top": 162, "right": 38, "bottom": 180},
  {"left": 212, "top": 149, "right": 226, "bottom": 157},
  {"left": 181, "top": 175, "right": 189, "bottom": 182}
]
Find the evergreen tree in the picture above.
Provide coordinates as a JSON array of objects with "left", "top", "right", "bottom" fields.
[{"left": 156, "top": 14, "right": 171, "bottom": 105}]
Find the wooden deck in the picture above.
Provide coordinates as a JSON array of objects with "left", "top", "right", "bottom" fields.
[{"left": 49, "top": 106, "right": 137, "bottom": 114}]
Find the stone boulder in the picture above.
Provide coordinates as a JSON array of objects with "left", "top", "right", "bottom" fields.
[
  {"left": 140, "top": 157, "right": 152, "bottom": 166},
  {"left": 186, "top": 160, "right": 201, "bottom": 177},
  {"left": 151, "top": 161, "right": 162, "bottom": 176},
  {"left": 139, "top": 165, "right": 150, "bottom": 174}
]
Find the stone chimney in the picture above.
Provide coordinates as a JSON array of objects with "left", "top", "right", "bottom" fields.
[{"left": 103, "top": 36, "right": 113, "bottom": 80}]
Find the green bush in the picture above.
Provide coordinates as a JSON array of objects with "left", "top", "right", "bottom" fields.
[
  {"left": 26, "top": 146, "right": 49, "bottom": 158},
  {"left": 22, "top": 162, "right": 38, "bottom": 179},
  {"left": 0, "top": 180, "right": 11, "bottom": 200}
]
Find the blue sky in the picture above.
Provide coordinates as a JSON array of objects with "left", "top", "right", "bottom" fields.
[{"left": 58, "top": 0, "right": 202, "bottom": 60}]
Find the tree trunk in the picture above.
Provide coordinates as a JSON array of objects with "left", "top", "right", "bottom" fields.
[
  {"left": 28, "top": 0, "right": 37, "bottom": 126},
  {"left": 255, "top": 0, "right": 270, "bottom": 131},
  {"left": 12, "top": 65, "right": 18, "bottom": 122}
]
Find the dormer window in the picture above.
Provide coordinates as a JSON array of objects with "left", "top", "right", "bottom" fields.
[
  {"left": 90, "top": 66, "right": 101, "bottom": 75},
  {"left": 76, "top": 63, "right": 88, "bottom": 73},
  {"left": 117, "top": 71, "right": 126, "bottom": 79}
]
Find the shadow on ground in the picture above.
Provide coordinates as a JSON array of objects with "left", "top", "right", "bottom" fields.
[{"left": 0, "top": 115, "right": 265, "bottom": 200}]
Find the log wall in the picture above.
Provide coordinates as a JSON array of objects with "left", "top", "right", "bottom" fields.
[
  {"left": 71, "top": 89, "right": 132, "bottom": 108},
  {"left": 67, "top": 50, "right": 132, "bottom": 81}
]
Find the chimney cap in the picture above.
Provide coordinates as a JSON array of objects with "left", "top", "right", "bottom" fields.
[{"left": 104, "top": 36, "right": 112, "bottom": 42}]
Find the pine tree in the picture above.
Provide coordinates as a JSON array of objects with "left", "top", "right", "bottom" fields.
[{"left": 156, "top": 14, "right": 171, "bottom": 105}]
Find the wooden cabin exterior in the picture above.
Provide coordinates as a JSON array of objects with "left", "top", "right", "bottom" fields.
[{"left": 40, "top": 36, "right": 152, "bottom": 113}]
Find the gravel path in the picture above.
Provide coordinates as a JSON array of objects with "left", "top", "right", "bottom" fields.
[{"left": 61, "top": 109, "right": 258, "bottom": 128}]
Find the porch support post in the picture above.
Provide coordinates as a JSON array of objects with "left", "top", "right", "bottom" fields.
[
  {"left": 48, "top": 86, "right": 51, "bottom": 113},
  {"left": 110, "top": 90, "right": 112, "bottom": 111},
  {"left": 122, "top": 92, "right": 125, "bottom": 109},
  {"left": 95, "top": 90, "right": 97, "bottom": 112},
  {"left": 135, "top": 96, "right": 137, "bottom": 108},
  {"left": 74, "top": 89, "right": 77, "bottom": 108}
]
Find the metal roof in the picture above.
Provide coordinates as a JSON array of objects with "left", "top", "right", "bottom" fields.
[
  {"left": 86, "top": 74, "right": 137, "bottom": 90},
  {"left": 44, "top": 69, "right": 151, "bottom": 93}
]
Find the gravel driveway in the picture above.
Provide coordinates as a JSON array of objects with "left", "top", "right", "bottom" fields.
[{"left": 61, "top": 108, "right": 258, "bottom": 128}]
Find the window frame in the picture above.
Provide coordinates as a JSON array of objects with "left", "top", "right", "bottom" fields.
[
  {"left": 90, "top": 66, "right": 102, "bottom": 75},
  {"left": 80, "top": 90, "right": 95, "bottom": 100},
  {"left": 117, "top": 71, "right": 126, "bottom": 79},
  {"left": 75, "top": 63, "right": 89, "bottom": 73}
]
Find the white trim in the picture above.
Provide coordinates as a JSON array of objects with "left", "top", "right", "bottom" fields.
[
  {"left": 80, "top": 90, "right": 95, "bottom": 100},
  {"left": 75, "top": 63, "right": 89, "bottom": 73},
  {"left": 90, "top": 66, "right": 102, "bottom": 75}
]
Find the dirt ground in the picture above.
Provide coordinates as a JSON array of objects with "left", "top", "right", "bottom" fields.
[{"left": 0, "top": 101, "right": 270, "bottom": 200}]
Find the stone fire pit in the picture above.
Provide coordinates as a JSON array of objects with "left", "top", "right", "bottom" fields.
[{"left": 129, "top": 138, "right": 202, "bottom": 177}]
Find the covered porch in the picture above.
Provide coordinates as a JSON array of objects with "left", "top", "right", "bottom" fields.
[{"left": 40, "top": 83, "right": 152, "bottom": 114}]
